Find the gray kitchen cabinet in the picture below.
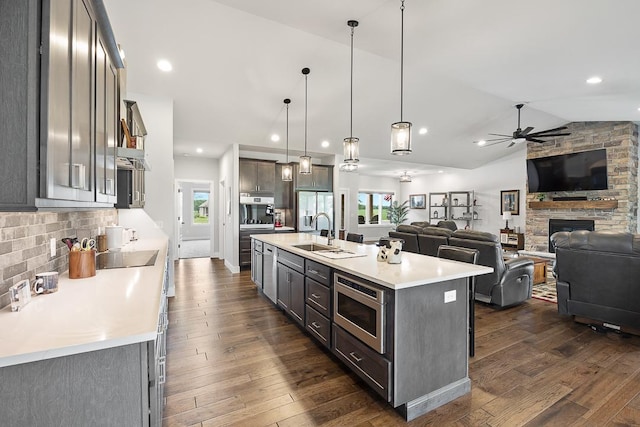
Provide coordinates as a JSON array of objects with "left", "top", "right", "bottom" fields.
[
  {"left": 251, "top": 238, "right": 263, "bottom": 289},
  {"left": 95, "top": 30, "right": 118, "bottom": 203},
  {"left": 0, "top": 0, "right": 122, "bottom": 210},
  {"left": 294, "top": 164, "right": 333, "bottom": 191},
  {"left": 239, "top": 159, "right": 276, "bottom": 194},
  {"left": 277, "top": 250, "right": 305, "bottom": 326}
]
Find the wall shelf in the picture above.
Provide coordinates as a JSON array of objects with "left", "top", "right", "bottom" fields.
[{"left": 528, "top": 200, "right": 618, "bottom": 210}]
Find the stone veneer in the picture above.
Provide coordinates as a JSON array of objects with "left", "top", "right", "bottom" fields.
[
  {"left": 0, "top": 209, "right": 118, "bottom": 307},
  {"left": 526, "top": 121, "right": 639, "bottom": 251}
]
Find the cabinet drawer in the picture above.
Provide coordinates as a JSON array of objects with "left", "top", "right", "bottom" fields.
[
  {"left": 278, "top": 250, "right": 305, "bottom": 273},
  {"left": 306, "top": 306, "right": 330, "bottom": 349},
  {"left": 333, "top": 325, "right": 391, "bottom": 402},
  {"left": 305, "top": 260, "right": 331, "bottom": 286},
  {"left": 305, "top": 278, "right": 330, "bottom": 317}
]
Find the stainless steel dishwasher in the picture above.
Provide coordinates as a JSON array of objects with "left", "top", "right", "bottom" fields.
[{"left": 263, "top": 244, "right": 277, "bottom": 303}]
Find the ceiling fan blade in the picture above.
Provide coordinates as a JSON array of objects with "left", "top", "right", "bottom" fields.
[
  {"left": 520, "top": 126, "right": 534, "bottom": 135},
  {"left": 483, "top": 140, "right": 511, "bottom": 147},
  {"left": 507, "top": 141, "right": 516, "bottom": 148},
  {"left": 488, "top": 133, "right": 512, "bottom": 137},
  {"left": 527, "top": 137, "right": 547, "bottom": 143},
  {"left": 531, "top": 132, "right": 571, "bottom": 138},
  {"left": 485, "top": 137, "right": 513, "bottom": 142},
  {"left": 529, "top": 126, "right": 569, "bottom": 136}
]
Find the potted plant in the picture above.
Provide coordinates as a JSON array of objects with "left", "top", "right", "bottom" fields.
[{"left": 389, "top": 200, "right": 410, "bottom": 230}]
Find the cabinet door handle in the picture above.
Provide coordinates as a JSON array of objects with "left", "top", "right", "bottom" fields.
[
  {"left": 311, "top": 321, "right": 321, "bottom": 329},
  {"left": 308, "top": 269, "right": 318, "bottom": 274},
  {"left": 311, "top": 293, "right": 321, "bottom": 299},
  {"left": 349, "top": 352, "right": 363, "bottom": 363}
]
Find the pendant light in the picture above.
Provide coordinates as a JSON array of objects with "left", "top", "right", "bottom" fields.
[
  {"left": 390, "top": 0, "right": 412, "bottom": 155},
  {"left": 299, "top": 67, "right": 312, "bottom": 175},
  {"left": 281, "top": 98, "right": 293, "bottom": 181},
  {"left": 339, "top": 163, "right": 358, "bottom": 172},
  {"left": 399, "top": 170, "right": 412, "bottom": 182},
  {"left": 343, "top": 20, "right": 359, "bottom": 164}
]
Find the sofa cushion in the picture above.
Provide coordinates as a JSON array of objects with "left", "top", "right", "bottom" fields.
[
  {"left": 451, "top": 229, "right": 499, "bottom": 243},
  {"left": 551, "top": 230, "right": 640, "bottom": 255},
  {"left": 421, "top": 226, "right": 453, "bottom": 237},
  {"left": 410, "top": 221, "right": 432, "bottom": 228},
  {"left": 396, "top": 224, "right": 423, "bottom": 234}
]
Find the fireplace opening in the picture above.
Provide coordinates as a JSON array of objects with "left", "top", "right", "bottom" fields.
[{"left": 548, "top": 219, "right": 595, "bottom": 252}]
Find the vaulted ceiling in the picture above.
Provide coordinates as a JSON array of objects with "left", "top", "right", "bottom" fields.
[{"left": 104, "top": 0, "right": 640, "bottom": 176}]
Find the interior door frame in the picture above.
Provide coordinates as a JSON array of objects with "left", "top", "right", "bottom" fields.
[{"left": 174, "top": 178, "right": 215, "bottom": 259}]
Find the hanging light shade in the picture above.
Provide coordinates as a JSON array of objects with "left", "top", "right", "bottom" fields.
[
  {"left": 399, "top": 170, "right": 412, "bottom": 182},
  {"left": 343, "top": 20, "right": 360, "bottom": 164},
  {"left": 391, "top": 0, "right": 412, "bottom": 155},
  {"left": 281, "top": 98, "right": 293, "bottom": 181},
  {"left": 299, "top": 67, "right": 312, "bottom": 175}
]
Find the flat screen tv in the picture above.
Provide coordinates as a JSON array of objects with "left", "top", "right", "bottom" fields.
[{"left": 527, "top": 149, "right": 608, "bottom": 193}]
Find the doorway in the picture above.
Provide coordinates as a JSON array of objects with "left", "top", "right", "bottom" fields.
[{"left": 175, "top": 179, "right": 214, "bottom": 259}]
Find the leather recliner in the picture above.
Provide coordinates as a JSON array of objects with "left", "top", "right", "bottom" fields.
[
  {"left": 449, "top": 230, "right": 534, "bottom": 307},
  {"left": 418, "top": 226, "right": 453, "bottom": 257},
  {"left": 551, "top": 230, "right": 640, "bottom": 330}
]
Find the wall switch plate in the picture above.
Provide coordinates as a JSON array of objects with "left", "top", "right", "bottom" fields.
[
  {"left": 444, "top": 290, "right": 456, "bottom": 303},
  {"left": 50, "top": 238, "right": 56, "bottom": 257}
]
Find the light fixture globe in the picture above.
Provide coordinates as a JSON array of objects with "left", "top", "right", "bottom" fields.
[
  {"left": 282, "top": 98, "right": 293, "bottom": 181},
  {"left": 339, "top": 162, "right": 358, "bottom": 172},
  {"left": 299, "top": 67, "right": 312, "bottom": 175},
  {"left": 299, "top": 155, "right": 312, "bottom": 174},
  {"left": 343, "top": 137, "right": 359, "bottom": 163},
  {"left": 391, "top": 121, "right": 412, "bottom": 155},
  {"left": 399, "top": 170, "right": 412, "bottom": 182}
]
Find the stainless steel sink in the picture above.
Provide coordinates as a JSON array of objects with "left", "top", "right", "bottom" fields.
[{"left": 291, "top": 243, "right": 334, "bottom": 252}]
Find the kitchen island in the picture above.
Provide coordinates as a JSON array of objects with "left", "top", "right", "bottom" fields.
[
  {"left": 250, "top": 233, "right": 492, "bottom": 421},
  {"left": 0, "top": 238, "right": 169, "bottom": 427}
]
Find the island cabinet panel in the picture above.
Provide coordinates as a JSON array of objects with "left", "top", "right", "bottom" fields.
[
  {"left": 306, "top": 305, "right": 331, "bottom": 348},
  {"left": 305, "top": 277, "right": 330, "bottom": 317},
  {"left": 288, "top": 268, "right": 305, "bottom": 325},
  {"left": 305, "top": 259, "right": 331, "bottom": 286},
  {"left": 0, "top": 343, "right": 147, "bottom": 426},
  {"left": 276, "top": 263, "right": 290, "bottom": 310},
  {"left": 277, "top": 250, "right": 305, "bottom": 326}
]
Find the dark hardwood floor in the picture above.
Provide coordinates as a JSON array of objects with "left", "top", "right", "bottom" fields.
[{"left": 163, "top": 258, "right": 640, "bottom": 426}]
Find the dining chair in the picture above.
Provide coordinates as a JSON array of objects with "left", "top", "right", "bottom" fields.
[{"left": 346, "top": 233, "right": 364, "bottom": 243}]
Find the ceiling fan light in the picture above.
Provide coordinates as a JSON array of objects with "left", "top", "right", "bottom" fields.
[
  {"left": 477, "top": 140, "right": 487, "bottom": 146},
  {"left": 299, "top": 155, "right": 312, "bottom": 174},
  {"left": 339, "top": 163, "right": 358, "bottom": 172},
  {"left": 281, "top": 164, "right": 293, "bottom": 181},
  {"left": 391, "top": 121, "right": 412, "bottom": 155},
  {"left": 343, "top": 137, "right": 359, "bottom": 163},
  {"left": 399, "top": 170, "right": 412, "bottom": 182}
]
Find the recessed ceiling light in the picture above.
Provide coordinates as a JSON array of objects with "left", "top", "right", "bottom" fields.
[
  {"left": 586, "top": 76, "right": 602, "bottom": 84},
  {"left": 270, "top": 134, "right": 280, "bottom": 142},
  {"left": 438, "top": 170, "right": 444, "bottom": 173},
  {"left": 196, "top": 148, "right": 203, "bottom": 153},
  {"left": 419, "top": 127, "right": 428, "bottom": 135},
  {"left": 477, "top": 140, "right": 487, "bottom": 146},
  {"left": 321, "top": 140, "right": 330, "bottom": 148},
  {"left": 157, "top": 59, "right": 172, "bottom": 72},
  {"left": 637, "top": 107, "right": 640, "bottom": 112}
]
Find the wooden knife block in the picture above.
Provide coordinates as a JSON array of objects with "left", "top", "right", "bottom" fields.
[{"left": 69, "top": 250, "right": 96, "bottom": 279}]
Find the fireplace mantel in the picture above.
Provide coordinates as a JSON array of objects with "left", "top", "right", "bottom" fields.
[{"left": 528, "top": 200, "right": 618, "bottom": 210}]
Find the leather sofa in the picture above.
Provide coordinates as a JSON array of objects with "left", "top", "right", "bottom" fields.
[
  {"left": 389, "top": 224, "right": 422, "bottom": 253},
  {"left": 448, "top": 230, "right": 534, "bottom": 307},
  {"left": 418, "top": 226, "right": 453, "bottom": 257},
  {"left": 550, "top": 230, "right": 640, "bottom": 330}
]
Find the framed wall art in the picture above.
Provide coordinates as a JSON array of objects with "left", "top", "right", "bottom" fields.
[
  {"left": 409, "top": 194, "right": 426, "bottom": 209},
  {"left": 500, "top": 189, "right": 520, "bottom": 215}
]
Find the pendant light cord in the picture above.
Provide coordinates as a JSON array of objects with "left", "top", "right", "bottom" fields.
[
  {"left": 400, "top": 0, "right": 405, "bottom": 122},
  {"left": 304, "top": 73, "right": 308, "bottom": 156},
  {"left": 350, "top": 25, "right": 354, "bottom": 138},
  {"left": 285, "top": 103, "right": 289, "bottom": 163}
]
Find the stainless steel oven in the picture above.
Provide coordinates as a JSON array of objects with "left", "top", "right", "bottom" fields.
[{"left": 333, "top": 272, "right": 386, "bottom": 353}]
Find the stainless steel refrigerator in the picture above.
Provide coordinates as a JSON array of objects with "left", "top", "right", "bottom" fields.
[{"left": 297, "top": 191, "right": 334, "bottom": 232}]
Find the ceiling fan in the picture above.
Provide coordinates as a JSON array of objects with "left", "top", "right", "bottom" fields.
[{"left": 475, "top": 104, "right": 570, "bottom": 148}]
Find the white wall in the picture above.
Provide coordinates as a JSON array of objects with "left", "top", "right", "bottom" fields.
[
  {"left": 219, "top": 144, "right": 239, "bottom": 272},
  {"left": 398, "top": 149, "right": 527, "bottom": 234},
  {"left": 174, "top": 156, "right": 220, "bottom": 256},
  {"left": 129, "top": 92, "right": 176, "bottom": 253}
]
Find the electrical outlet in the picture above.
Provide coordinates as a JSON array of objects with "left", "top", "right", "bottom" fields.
[
  {"left": 50, "top": 238, "right": 56, "bottom": 257},
  {"left": 444, "top": 290, "right": 456, "bottom": 303}
]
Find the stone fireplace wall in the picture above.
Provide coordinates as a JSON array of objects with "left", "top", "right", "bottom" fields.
[{"left": 525, "top": 121, "right": 639, "bottom": 251}]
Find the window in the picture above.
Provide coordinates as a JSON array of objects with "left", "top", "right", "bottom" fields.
[
  {"left": 193, "top": 190, "right": 210, "bottom": 224},
  {"left": 357, "top": 192, "right": 393, "bottom": 225}
]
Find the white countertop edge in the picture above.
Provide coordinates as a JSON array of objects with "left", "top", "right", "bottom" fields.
[{"left": 0, "top": 331, "right": 157, "bottom": 368}]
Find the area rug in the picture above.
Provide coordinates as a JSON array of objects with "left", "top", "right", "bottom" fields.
[{"left": 531, "top": 281, "right": 557, "bottom": 303}]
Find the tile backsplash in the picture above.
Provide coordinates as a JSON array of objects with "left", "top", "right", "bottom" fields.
[{"left": 0, "top": 209, "right": 118, "bottom": 307}]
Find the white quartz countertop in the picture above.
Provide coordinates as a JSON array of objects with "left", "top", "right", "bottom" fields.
[
  {"left": 0, "top": 238, "right": 167, "bottom": 368},
  {"left": 251, "top": 233, "right": 493, "bottom": 290}
]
